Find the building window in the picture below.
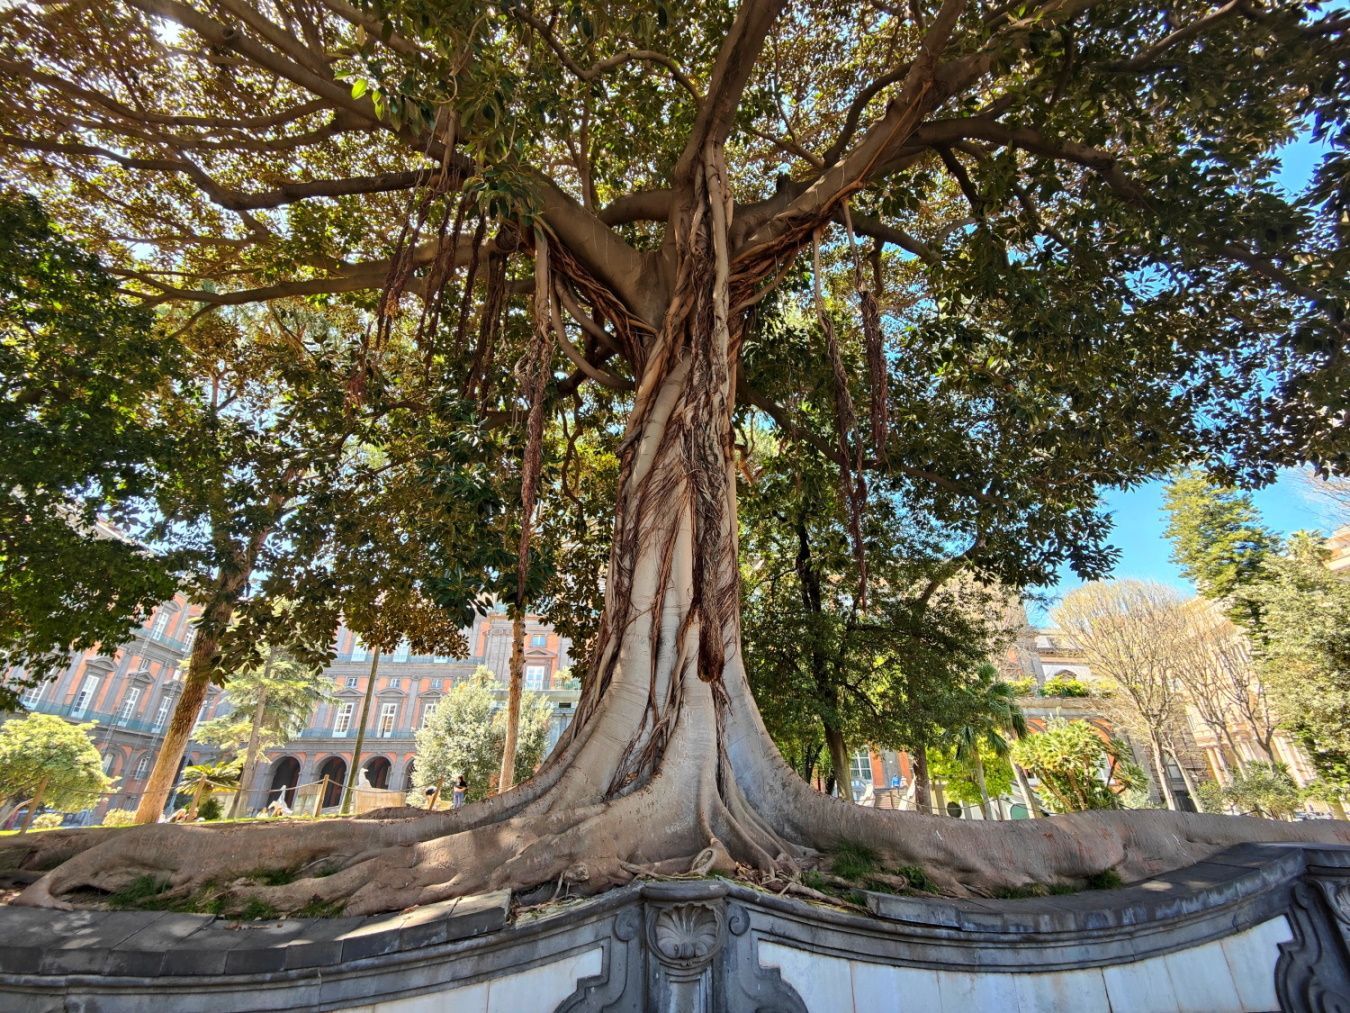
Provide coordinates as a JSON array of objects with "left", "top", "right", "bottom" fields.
[
  {"left": 388, "top": 677, "right": 401, "bottom": 690},
  {"left": 849, "top": 750, "right": 874, "bottom": 795},
  {"left": 71, "top": 675, "right": 100, "bottom": 718},
  {"left": 118, "top": 687, "right": 142, "bottom": 724},
  {"left": 525, "top": 665, "right": 546, "bottom": 691},
  {"left": 181, "top": 625, "right": 196, "bottom": 651},
  {"left": 351, "top": 639, "right": 368, "bottom": 662},
  {"left": 19, "top": 682, "right": 44, "bottom": 709},
  {"left": 334, "top": 702, "right": 355, "bottom": 736},
  {"left": 345, "top": 676, "right": 359, "bottom": 689},
  {"left": 150, "top": 610, "right": 171, "bottom": 640},
  {"left": 133, "top": 755, "right": 150, "bottom": 780},
  {"left": 531, "top": 634, "right": 546, "bottom": 647},
  {"left": 433, "top": 655, "right": 449, "bottom": 664},
  {"left": 377, "top": 702, "right": 397, "bottom": 737},
  {"left": 103, "top": 753, "right": 115, "bottom": 774},
  {"left": 431, "top": 678, "right": 442, "bottom": 690},
  {"left": 420, "top": 702, "right": 438, "bottom": 730},
  {"left": 393, "top": 641, "right": 410, "bottom": 663},
  {"left": 152, "top": 697, "right": 171, "bottom": 732}
]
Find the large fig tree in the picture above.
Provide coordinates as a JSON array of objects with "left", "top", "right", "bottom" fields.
[{"left": 3, "top": 0, "right": 1348, "bottom": 913}]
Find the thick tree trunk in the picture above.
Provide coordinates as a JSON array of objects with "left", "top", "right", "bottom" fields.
[
  {"left": 17, "top": 148, "right": 1350, "bottom": 916},
  {"left": 972, "top": 751, "right": 991, "bottom": 820},
  {"left": 1149, "top": 734, "right": 1179, "bottom": 811},
  {"left": 498, "top": 612, "right": 526, "bottom": 793},
  {"left": 229, "top": 649, "right": 275, "bottom": 819},
  {"left": 134, "top": 629, "right": 218, "bottom": 823},
  {"left": 912, "top": 744, "right": 932, "bottom": 814},
  {"left": 824, "top": 725, "right": 853, "bottom": 803},
  {"left": 342, "top": 650, "right": 381, "bottom": 814}
]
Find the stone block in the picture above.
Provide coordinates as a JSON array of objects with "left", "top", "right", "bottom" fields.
[
  {"left": 1012, "top": 967, "right": 1111, "bottom": 1013},
  {"left": 1163, "top": 939, "right": 1243, "bottom": 1012},
  {"left": 338, "top": 913, "right": 407, "bottom": 962},
  {"left": 1101, "top": 956, "right": 1179, "bottom": 1013}
]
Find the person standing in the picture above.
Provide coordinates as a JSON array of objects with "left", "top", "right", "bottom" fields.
[{"left": 452, "top": 774, "right": 468, "bottom": 809}]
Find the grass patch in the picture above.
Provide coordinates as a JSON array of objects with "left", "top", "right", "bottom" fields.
[
  {"left": 235, "top": 899, "right": 280, "bottom": 921},
  {"left": 829, "top": 842, "right": 878, "bottom": 881},
  {"left": 295, "top": 898, "right": 345, "bottom": 918},
  {"left": 895, "top": 865, "right": 938, "bottom": 894},
  {"left": 247, "top": 866, "right": 299, "bottom": 886},
  {"left": 107, "top": 875, "right": 173, "bottom": 910},
  {"left": 1084, "top": 869, "right": 1122, "bottom": 891}
]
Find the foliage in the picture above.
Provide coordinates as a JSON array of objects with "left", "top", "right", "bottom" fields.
[
  {"left": 1039, "top": 675, "right": 1091, "bottom": 698},
  {"left": 195, "top": 652, "right": 334, "bottom": 759},
  {"left": 1247, "top": 536, "right": 1350, "bottom": 789},
  {"left": 100, "top": 808, "right": 138, "bottom": 828},
  {"left": 1162, "top": 471, "right": 1280, "bottom": 614},
  {"left": 1011, "top": 720, "right": 1144, "bottom": 813},
  {"left": 410, "top": 668, "right": 553, "bottom": 802},
  {"left": 0, "top": 194, "right": 178, "bottom": 704},
  {"left": 197, "top": 797, "right": 223, "bottom": 822},
  {"left": 176, "top": 760, "right": 242, "bottom": 817},
  {"left": 1004, "top": 678, "right": 1037, "bottom": 698},
  {"left": 31, "top": 813, "right": 64, "bottom": 830},
  {"left": 928, "top": 743, "right": 1013, "bottom": 807},
  {"left": 0, "top": 714, "right": 114, "bottom": 811},
  {"left": 1200, "top": 761, "right": 1305, "bottom": 820}
]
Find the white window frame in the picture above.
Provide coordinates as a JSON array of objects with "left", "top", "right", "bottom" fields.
[
  {"left": 150, "top": 610, "right": 171, "bottom": 639},
  {"left": 350, "top": 639, "right": 368, "bottom": 663},
  {"left": 393, "top": 641, "right": 410, "bottom": 662},
  {"left": 345, "top": 676, "right": 359, "bottom": 689},
  {"left": 420, "top": 702, "right": 438, "bottom": 730},
  {"left": 118, "top": 687, "right": 142, "bottom": 724},
  {"left": 333, "top": 701, "right": 355, "bottom": 736},
  {"left": 525, "top": 665, "right": 546, "bottom": 691},
  {"left": 377, "top": 702, "right": 397, "bottom": 737},
  {"left": 133, "top": 754, "right": 150, "bottom": 780},
  {"left": 433, "top": 655, "right": 449, "bottom": 664},
  {"left": 849, "top": 750, "right": 873, "bottom": 794},
  {"left": 71, "top": 675, "right": 100, "bottom": 718},
  {"left": 152, "top": 697, "right": 171, "bottom": 732},
  {"left": 531, "top": 633, "right": 547, "bottom": 647},
  {"left": 19, "top": 682, "right": 44, "bottom": 709}
]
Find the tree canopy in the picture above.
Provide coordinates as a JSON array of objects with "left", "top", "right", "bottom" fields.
[{"left": 0, "top": 713, "right": 115, "bottom": 814}]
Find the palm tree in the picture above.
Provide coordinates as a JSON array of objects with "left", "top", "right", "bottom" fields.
[
  {"left": 948, "top": 666, "right": 1029, "bottom": 820},
  {"left": 177, "top": 760, "right": 242, "bottom": 820}
]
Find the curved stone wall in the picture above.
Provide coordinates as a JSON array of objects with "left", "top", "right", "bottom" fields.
[{"left": 1, "top": 842, "right": 1347, "bottom": 1011}]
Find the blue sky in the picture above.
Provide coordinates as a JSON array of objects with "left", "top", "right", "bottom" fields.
[{"left": 1028, "top": 132, "right": 1338, "bottom": 625}]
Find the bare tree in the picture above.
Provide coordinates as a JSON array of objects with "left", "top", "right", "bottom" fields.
[{"left": 1054, "top": 582, "right": 1193, "bottom": 810}]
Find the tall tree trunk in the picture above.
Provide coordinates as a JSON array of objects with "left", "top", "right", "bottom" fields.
[
  {"left": 1149, "top": 733, "right": 1179, "bottom": 810},
  {"left": 824, "top": 725, "right": 853, "bottom": 803},
  {"left": 912, "top": 743, "right": 932, "bottom": 814},
  {"left": 498, "top": 611, "right": 526, "bottom": 793},
  {"left": 1167, "top": 744, "right": 1201, "bottom": 810},
  {"left": 972, "top": 750, "right": 991, "bottom": 820},
  {"left": 134, "top": 598, "right": 231, "bottom": 823},
  {"left": 342, "top": 649, "right": 381, "bottom": 814},
  {"left": 1013, "top": 762, "right": 1042, "bottom": 818},
  {"left": 229, "top": 648, "right": 276, "bottom": 819}
]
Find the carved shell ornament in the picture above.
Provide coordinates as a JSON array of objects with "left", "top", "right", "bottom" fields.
[{"left": 648, "top": 902, "right": 727, "bottom": 974}]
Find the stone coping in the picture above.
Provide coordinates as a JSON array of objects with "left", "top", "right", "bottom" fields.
[{"left": 0, "top": 842, "right": 1345, "bottom": 982}]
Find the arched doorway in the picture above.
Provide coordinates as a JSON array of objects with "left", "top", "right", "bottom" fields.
[
  {"left": 403, "top": 759, "right": 416, "bottom": 791},
  {"left": 267, "top": 756, "right": 301, "bottom": 808},
  {"left": 362, "top": 756, "right": 392, "bottom": 790},
  {"left": 317, "top": 757, "right": 347, "bottom": 809}
]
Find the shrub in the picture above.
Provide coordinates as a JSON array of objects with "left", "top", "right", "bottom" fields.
[
  {"left": 101, "top": 808, "right": 138, "bottom": 827},
  {"left": 1005, "top": 677, "right": 1037, "bottom": 697},
  {"left": 31, "top": 812, "right": 64, "bottom": 829},
  {"left": 1040, "top": 675, "right": 1091, "bottom": 698},
  {"left": 198, "top": 797, "right": 222, "bottom": 821}
]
